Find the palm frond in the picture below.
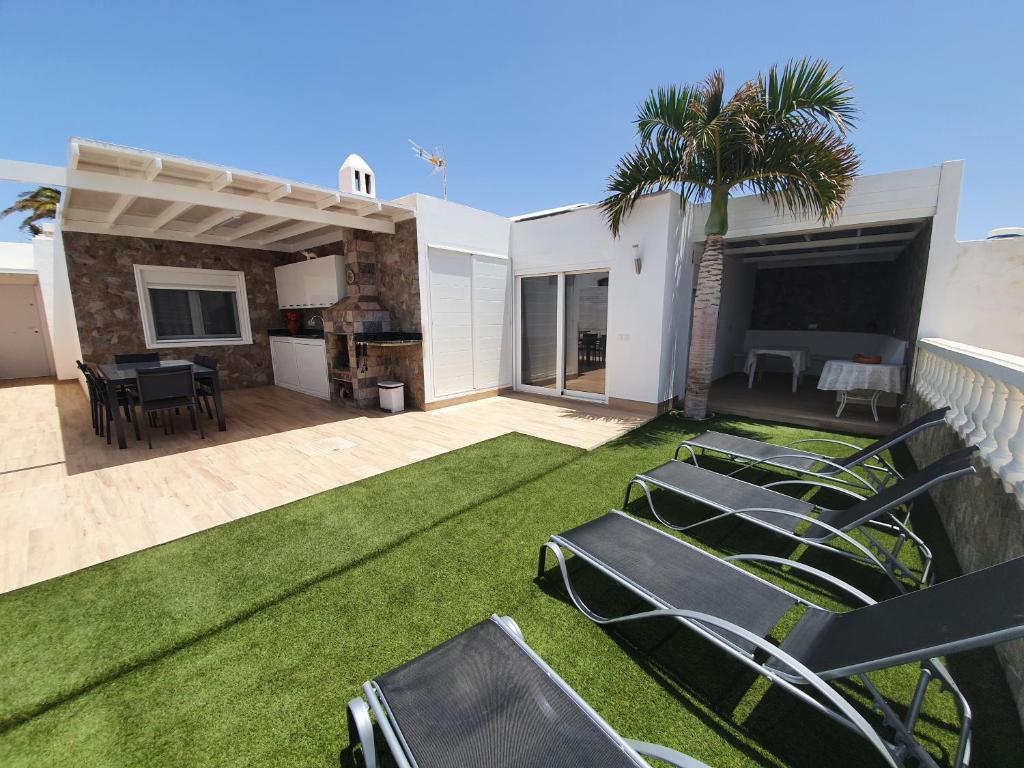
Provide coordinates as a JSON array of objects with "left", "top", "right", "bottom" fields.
[
  {"left": 603, "top": 58, "right": 859, "bottom": 235},
  {"left": 760, "top": 57, "right": 857, "bottom": 133},
  {"left": 599, "top": 142, "right": 709, "bottom": 236},
  {"left": 1, "top": 186, "right": 60, "bottom": 236}
]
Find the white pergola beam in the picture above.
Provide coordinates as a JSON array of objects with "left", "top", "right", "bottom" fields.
[
  {"left": 727, "top": 230, "right": 918, "bottom": 256},
  {"left": 191, "top": 208, "right": 242, "bottom": 235},
  {"left": 149, "top": 201, "right": 194, "bottom": 232},
  {"left": 355, "top": 201, "right": 382, "bottom": 217},
  {"left": 106, "top": 195, "right": 137, "bottom": 224},
  {"left": 282, "top": 228, "right": 349, "bottom": 252},
  {"left": 257, "top": 220, "right": 327, "bottom": 245},
  {"left": 209, "top": 171, "right": 232, "bottom": 192},
  {"left": 144, "top": 157, "right": 163, "bottom": 181},
  {"left": 0, "top": 159, "right": 68, "bottom": 186},
  {"left": 226, "top": 215, "right": 288, "bottom": 241},
  {"left": 316, "top": 192, "right": 340, "bottom": 210},
  {"left": 267, "top": 183, "right": 292, "bottom": 202},
  {"left": 60, "top": 168, "right": 396, "bottom": 234},
  {"left": 743, "top": 245, "right": 903, "bottom": 264},
  {"left": 69, "top": 142, "right": 81, "bottom": 170},
  {"left": 61, "top": 218, "right": 290, "bottom": 252}
]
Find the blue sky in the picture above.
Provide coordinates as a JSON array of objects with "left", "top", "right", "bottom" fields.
[{"left": 1, "top": 0, "right": 1020, "bottom": 242}]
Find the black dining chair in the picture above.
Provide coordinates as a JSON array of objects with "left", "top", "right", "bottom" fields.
[
  {"left": 134, "top": 364, "right": 205, "bottom": 449},
  {"left": 114, "top": 352, "right": 160, "bottom": 364},
  {"left": 78, "top": 361, "right": 140, "bottom": 444},
  {"left": 75, "top": 360, "right": 102, "bottom": 435},
  {"left": 192, "top": 354, "right": 219, "bottom": 421}
]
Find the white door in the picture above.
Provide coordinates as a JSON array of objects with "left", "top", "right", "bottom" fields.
[
  {"left": 0, "top": 284, "right": 51, "bottom": 379},
  {"left": 294, "top": 341, "right": 330, "bottom": 399},
  {"left": 428, "top": 249, "right": 474, "bottom": 397},
  {"left": 270, "top": 338, "right": 299, "bottom": 388},
  {"left": 471, "top": 255, "right": 510, "bottom": 390}
]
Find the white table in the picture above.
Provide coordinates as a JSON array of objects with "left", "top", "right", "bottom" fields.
[
  {"left": 817, "top": 360, "right": 903, "bottom": 421},
  {"left": 744, "top": 347, "right": 809, "bottom": 393}
]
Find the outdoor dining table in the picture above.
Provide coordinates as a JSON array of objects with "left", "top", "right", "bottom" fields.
[
  {"left": 817, "top": 359, "right": 903, "bottom": 421},
  {"left": 97, "top": 359, "right": 226, "bottom": 449},
  {"left": 744, "top": 346, "right": 809, "bottom": 393}
]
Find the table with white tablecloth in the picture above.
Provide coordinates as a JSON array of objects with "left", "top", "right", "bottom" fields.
[
  {"left": 817, "top": 360, "right": 903, "bottom": 421},
  {"left": 744, "top": 347, "right": 809, "bottom": 393}
]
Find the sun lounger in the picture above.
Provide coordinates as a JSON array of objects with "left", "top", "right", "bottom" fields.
[
  {"left": 623, "top": 447, "right": 976, "bottom": 587},
  {"left": 539, "top": 511, "right": 1024, "bottom": 768},
  {"left": 346, "top": 614, "right": 711, "bottom": 768},
  {"left": 677, "top": 406, "right": 950, "bottom": 492}
]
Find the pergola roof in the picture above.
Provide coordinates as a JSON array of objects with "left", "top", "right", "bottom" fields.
[
  {"left": 697, "top": 220, "right": 930, "bottom": 269},
  {"left": 59, "top": 139, "right": 415, "bottom": 252}
]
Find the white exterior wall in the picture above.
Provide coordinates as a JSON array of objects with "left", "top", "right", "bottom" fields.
[
  {"left": 712, "top": 255, "right": 756, "bottom": 380},
  {"left": 916, "top": 160, "right": 1024, "bottom": 356},
  {"left": 0, "top": 231, "right": 82, "bottom": 380},
  {"left": 397, "top": 194, "right": 513, "bottom": 404},
  {"left": 0, "top": 242, "right": 34, "bottom": 272},
  {"left": 704, "top": 165, "right": 944, "bottom": 239},
  {"left": 918, "top": 235, "right": 1024, "bottom": 356},
  {"left": 510, "top": 192, "right": 691, "bottom": 406},
  {"left": 38, "top": 229, "right": 83, "bottom": 379}
]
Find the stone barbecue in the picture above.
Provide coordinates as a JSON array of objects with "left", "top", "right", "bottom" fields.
[{"left": 320, "top": 225, "right": 424, "bottom": 409}]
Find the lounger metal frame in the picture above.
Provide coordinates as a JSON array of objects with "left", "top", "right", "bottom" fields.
[
  {"left": 347, "top": 614, "right": 710, "bottom": 768},
  {"left": 677, "top": 407, "right": 951, "bottom": 493},
  {"left": 539, "top": 513, "right": 974, "bottom": 768},
  {"left": 623, "top": 457, "right": 977, "bottom": 588}
]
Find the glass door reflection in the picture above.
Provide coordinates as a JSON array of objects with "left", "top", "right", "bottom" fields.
[
  {"left": 519, "top": 275, "right": 559, "bottom": 389},
  {"left": 563, "top": 272, "right": 609, "bottom": 396}
]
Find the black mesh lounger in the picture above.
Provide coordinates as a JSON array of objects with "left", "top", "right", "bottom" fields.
[
  {"left": 346, "top": 614, "right": 712, "bottom": 768},
  {"left": 539, "top": 511, "right": 1024, "bottom": 768},
  {"left": 624, "top": 447, "right": 977, "bottom": 588},
  {"left": 677, "top": 406, "right": 951, "bottom": 492}
]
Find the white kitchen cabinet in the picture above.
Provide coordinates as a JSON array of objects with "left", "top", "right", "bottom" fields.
[
  {"left": 270, "top": 336, "right": 330, "bottom": 399},
  {"left": 274, "top": 254, "right": 346, "bottom": 309}
]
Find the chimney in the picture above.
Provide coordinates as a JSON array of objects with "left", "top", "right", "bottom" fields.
[{"left": 339, "top": 154, "right": 376, "bottom": 198}]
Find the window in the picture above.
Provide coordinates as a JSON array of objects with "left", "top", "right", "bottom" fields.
[
  {"left": 364, "top": 173, "right": 372, "bottom": 196},
  {"left": 354, "top": 170, "right": 362, "bottom": 192},
  {"left": 134, "top": 265, "right": 252, "bottom": 348}
]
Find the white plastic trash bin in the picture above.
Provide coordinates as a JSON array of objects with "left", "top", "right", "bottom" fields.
[{"left": 378, "top": 380, "right": 405, "bottom": 413}]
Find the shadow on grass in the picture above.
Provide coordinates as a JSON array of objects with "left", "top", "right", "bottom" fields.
[{"left": 535, "top": 560, "right": 893, "bottom": 768}]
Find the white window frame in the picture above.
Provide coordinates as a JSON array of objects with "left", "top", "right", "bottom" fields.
[{"left": 133, "top": 264, "right": 253, "bottom": 348}]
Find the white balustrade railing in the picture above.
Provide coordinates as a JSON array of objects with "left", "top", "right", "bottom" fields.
[{"left": 912, "top": 338, "right": 1024, "bottom": 506}]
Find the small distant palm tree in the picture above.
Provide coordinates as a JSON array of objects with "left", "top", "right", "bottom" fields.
[
  {"left": 601, "top": 58, "right": 860, "bottom": 419},
  {"left": 1, "top": 186, "right": 61, "bottom": 237}
]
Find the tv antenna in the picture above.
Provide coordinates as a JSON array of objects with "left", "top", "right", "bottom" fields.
[{"left": 409, "top": 140, "right": 447, "bottom": 199}]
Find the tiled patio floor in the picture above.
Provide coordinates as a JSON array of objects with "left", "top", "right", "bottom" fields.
[{"left": 0, "top": 378, "right": 646, "bottom": 593}]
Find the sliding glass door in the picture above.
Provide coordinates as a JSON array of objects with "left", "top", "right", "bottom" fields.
[
  {"left": 519, "top": 275, "right": 559, "bottom": 391},
  {"left": 516, "top": 270, "right": 609, "bottom": 401}
]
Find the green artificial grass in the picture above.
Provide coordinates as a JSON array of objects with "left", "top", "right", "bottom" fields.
[{"left": 1, "top": 414, "right": 1021, "bottom": 767}]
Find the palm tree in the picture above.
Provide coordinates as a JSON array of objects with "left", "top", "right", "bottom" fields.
[
  {"left": 1, "top": 186, "right": 61, "bottom": 237},
  {"left": 600, "top": 58, "right": 860, "bottom": 419}
]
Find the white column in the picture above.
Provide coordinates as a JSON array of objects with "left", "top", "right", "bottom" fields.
[
  {"left": 949, "top": 366, "right": 975, "bottom": 435},
  {"left": 998, "top": 387, "right": 1024, "bottom": 493},
  {"left": 977, "top": 380, "right": 1010, "bottom": 461},
  {"left": 989, "top": 383, "right": 1023, "bottom": 475},
  {"left": 916, "top": 351, "right": 937, "bottom": 405},
  {"left": 966, "top": 373, "right": 997, "bottom": 445}
]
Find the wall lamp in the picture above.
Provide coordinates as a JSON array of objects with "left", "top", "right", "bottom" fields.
[{"left": 632, "top": 243, "right": 642, "bottom": 275}]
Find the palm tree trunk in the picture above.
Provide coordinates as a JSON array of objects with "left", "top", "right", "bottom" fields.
[{"left": 683, "top": 234, "right": 725, "bottom": 419}]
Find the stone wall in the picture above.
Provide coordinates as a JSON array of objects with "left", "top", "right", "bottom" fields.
[
  {"left": 63, "top": 232, "right": 296, "bottom": 389},
  {"left": 375, "top": 220, "right": 421, "bottom": 332},
  {"left": 751, "top": 261, "right": 896, "bottom": 332},
  {"left": 902, "top": 397, "right": 1024, "bottom": 726}
]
